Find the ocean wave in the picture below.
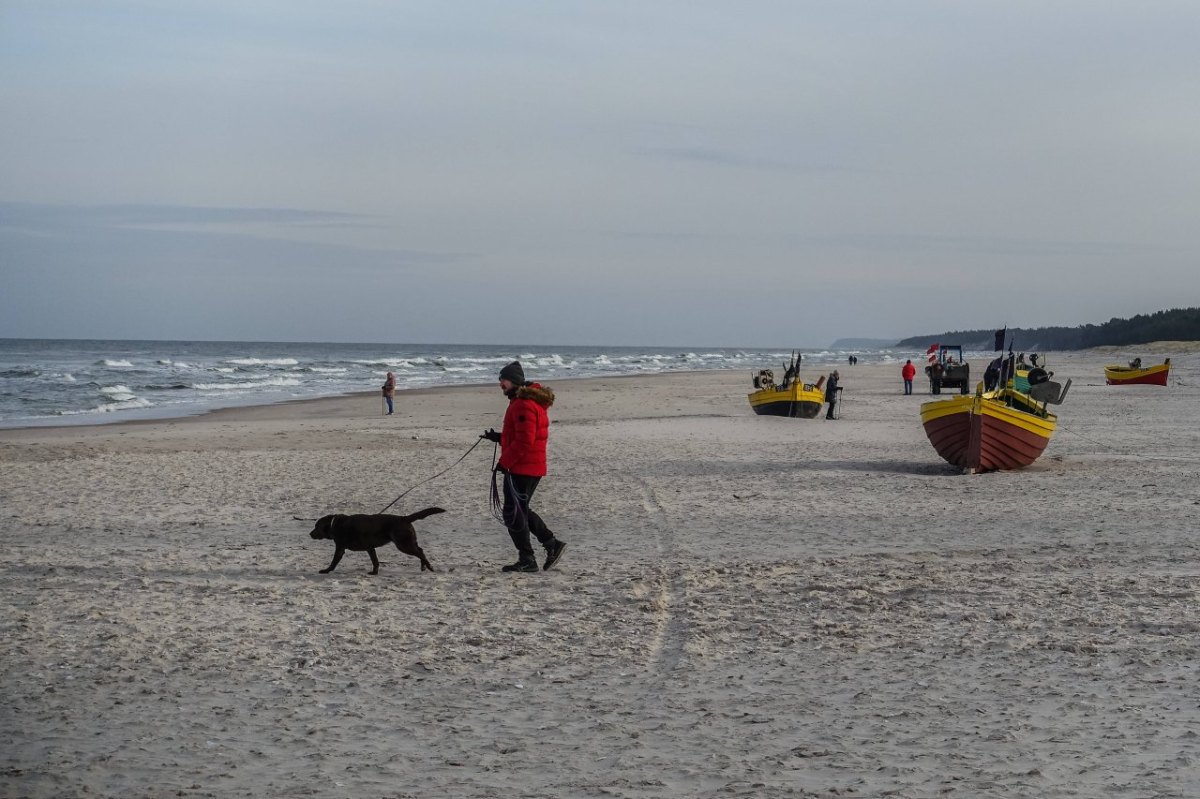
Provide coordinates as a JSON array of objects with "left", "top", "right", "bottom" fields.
[
  {"left": 1, "top": 340, "right": 907, "bottom": 428},
  {"left": 100, "top": 385, "right": 138, "bottom": 402},
  {"left": 529, "top": 354, "right": 569, "bottom": 368},
  {"left": 349, "top": 358, "right": 425, "bottom": 368},
  {"left": 438, "top": 364, "right": 491, "bottom": 374},
  {"left": 433, "top": 355, "right": 512, "bottom": 365},
  {"left": 225, "top": 357, "right": 299, "bottom": 367},
  {"left": 60, "top": 396, "right": 155, "bottom": 415},
  {"left": 193, "top": 377, "right": 303, "bottom": 390}
]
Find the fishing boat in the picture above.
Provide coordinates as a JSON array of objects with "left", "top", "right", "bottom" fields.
[
  {"left": 1104, "top": 357, "right": 1170, "bottom": 386},
  {"left": 748, "top": 351, "right": 826, "bottom": 418},
  {"left": 921, "top": 354, "right": 1071, "bottom": 473}
]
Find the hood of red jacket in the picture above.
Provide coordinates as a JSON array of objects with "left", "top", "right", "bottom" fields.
[{"left": 516, "top": 383, "right": 555, "bottom": 408}]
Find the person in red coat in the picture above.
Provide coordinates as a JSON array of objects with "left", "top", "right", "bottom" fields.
[
  {"left": 482, "top": 361, "right": 566, "bottom": 573},
  {"left": 901, "top": 359, "right": 917, "bottom": 395}
]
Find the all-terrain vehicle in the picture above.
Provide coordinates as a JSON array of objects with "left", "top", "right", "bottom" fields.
[{"left": 925, "top": 345, "right": 970, "bottom": 394}]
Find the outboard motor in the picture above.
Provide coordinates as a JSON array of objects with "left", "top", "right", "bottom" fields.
[
  {"left": 753, "top": 369, "right": 775, "bottom": 389},
  {"left": 1026, "top": 367, "right": 1050, "bottom": 386}
]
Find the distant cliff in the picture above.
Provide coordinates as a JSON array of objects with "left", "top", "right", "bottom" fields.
[{"left": 894, "top": 307, "right": 1200, "bottom": 351}]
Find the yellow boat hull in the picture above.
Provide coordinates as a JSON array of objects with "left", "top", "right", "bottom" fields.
[{"left": 748, "top": 383, "right": 825, "bottom": 419}]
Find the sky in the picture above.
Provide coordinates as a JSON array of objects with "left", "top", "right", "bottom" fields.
[{"left": 2, "top": 2, "right": 1198, "bottom": 348}]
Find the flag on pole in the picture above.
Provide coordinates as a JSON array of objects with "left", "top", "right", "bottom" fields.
[
  {"left": 925, "top": 343, "right": 939, "bottom": 355},
  {"left": 993, "top": 328, "right": 1006, "bottom": 351}
]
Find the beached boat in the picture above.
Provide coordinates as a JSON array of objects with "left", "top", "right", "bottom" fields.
[
  {"left": 1104, "top": 358, "right": 1170, "bottom": 386},
  {"left": 748, "top": 352, "right": 826, "bottom": 418},
  {"left": 921, "top": 356, "right": 1071, "bottom": 473}
]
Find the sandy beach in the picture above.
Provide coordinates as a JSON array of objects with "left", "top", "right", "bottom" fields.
[{"left": 2, "top": 347, "right": 1198, "bottom": 799}]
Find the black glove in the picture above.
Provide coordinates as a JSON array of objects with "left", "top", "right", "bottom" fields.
[{"left": 481, "top": 428, "right": 501, "bottom": 443}]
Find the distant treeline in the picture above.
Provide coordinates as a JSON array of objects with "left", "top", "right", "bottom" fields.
[{"left": 894, "top": 307, "right": 1200, "bottom": 351}]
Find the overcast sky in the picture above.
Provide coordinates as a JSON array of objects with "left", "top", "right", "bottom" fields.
[{"left": 2, "top": 2, "right": 1198, "bottom": 347}]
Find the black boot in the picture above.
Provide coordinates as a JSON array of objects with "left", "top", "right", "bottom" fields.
[
  {"left": 542, "top": 539, "right": 567, "bottom": 571},
  {"left": 502, "top": 555, "right": 539, "bottom": 573},
  {"left": 503, "top": 529, "right": 538, "bottom": 572}
]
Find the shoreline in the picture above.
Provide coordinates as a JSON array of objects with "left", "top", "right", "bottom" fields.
[
  {"left": 3, "top": 339, "right": 1194, "bottom": 435},
  {"left": 0, "top": 367, "right": 736, "bottom": 438},
  {"left": 0, "top": 339, "right": 834, "bottom": 434}
]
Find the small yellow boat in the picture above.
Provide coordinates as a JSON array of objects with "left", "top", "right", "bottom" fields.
[
  {"left": 748, "top": 380, "right": 826, "bottom": 418},
  {"left": 748, "top": 352, "right": 826, "bottom": 418}
]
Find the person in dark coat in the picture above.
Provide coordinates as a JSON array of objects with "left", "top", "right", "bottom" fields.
[
  {"left": 825, "top": 370, "right": 841, "bottom": 419},
  {"left": 984, "top": 357, "right": 1003, "bottom": 391},
  {"left": 382, "top": 371, "right": 396, "bottom": 415},
  {"left": 482, "top": 361, "right": 567, "bottom": 573}
]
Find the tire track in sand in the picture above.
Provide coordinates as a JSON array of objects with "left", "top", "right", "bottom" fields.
[{"left": 636, "top": 481, "right": 691, "bottom": 678}]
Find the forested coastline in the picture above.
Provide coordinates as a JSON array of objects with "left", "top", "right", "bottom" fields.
[{"left": 894, "top": 307, "right": 1200, "bottom": 351}]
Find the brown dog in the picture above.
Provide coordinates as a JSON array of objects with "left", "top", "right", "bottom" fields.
[{"left": 309, "top": 508, "right": 444, "bottom": 574}]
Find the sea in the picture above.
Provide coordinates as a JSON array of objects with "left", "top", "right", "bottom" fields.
[{"left": 0, "top": 338, "right": 911, "bottom": 429}]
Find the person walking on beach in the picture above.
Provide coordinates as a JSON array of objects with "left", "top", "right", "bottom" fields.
[
  {"left": 825, "top": 370, "right": 841, "bottom": 419},
  {"left": 901, "top": 359, "right": 916, "bottom": 395},
  {"left": 382, "top": 371, "right": 396, "bottom": 415},
  {"left": 482, "top": 361, "right": 567, "bottom": 573}
]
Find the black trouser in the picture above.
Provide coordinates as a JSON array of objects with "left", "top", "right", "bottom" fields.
[{"left": 503, "top": 473, "right": 555, "bottom": 557}]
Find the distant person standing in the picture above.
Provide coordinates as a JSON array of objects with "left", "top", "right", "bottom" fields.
[
  {"left": 382, "top": 371, "right": 396, "bottom": 415},
  {"left": 902, "top": 359, "right": 916, "bottom": 395},
  {"left": 825, "top": 370, "right": 841, "bottom": 419}
]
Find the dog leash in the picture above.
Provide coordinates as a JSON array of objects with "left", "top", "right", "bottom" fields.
[{"left": 377, "top": 436, "right": 487, "bottom": 514}]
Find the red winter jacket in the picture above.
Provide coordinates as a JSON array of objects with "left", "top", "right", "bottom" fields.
[
  {"left": 498, "top": 383, "right": 555, "bottom": 477},
  {"left": 902, "top": 362, "right": 917, "bottom": 380}
]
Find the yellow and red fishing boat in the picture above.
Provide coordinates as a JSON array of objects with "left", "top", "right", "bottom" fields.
[
  {"left": 1104, "top": 357, "right": 1170, "bottom": 386},
  {"left": 921, "top": 360, "right": 1071, "bottom": 473},
  {"left": 748, "top": 351, "right": 826, "bottom": 419}
]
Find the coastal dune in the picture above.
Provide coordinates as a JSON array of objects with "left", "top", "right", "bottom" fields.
[{"left": 2, "top": 349, "right": 1198, "bottom": 798}]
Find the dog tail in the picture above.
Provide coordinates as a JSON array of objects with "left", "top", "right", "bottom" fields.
[{"left": 402, "top": 507, "right": 446, "bottom": 523}]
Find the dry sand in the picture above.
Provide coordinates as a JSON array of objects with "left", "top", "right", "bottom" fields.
[{"left": 2, "top": 347, "right": 1197, "bottom": 798}]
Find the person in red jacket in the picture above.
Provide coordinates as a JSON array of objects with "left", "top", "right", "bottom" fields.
[
  {"left": 482, "top": 361, "right": 566, "bottom": 573},
  {"left": 901, "top": 359, "right": 917, "bottom": 395}
]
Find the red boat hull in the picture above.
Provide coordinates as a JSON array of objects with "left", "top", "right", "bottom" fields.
[
  {"left": 1105, "top": 360, "right": 1169, "bottom": 386},
  {"left": 921, "top": 392, "right": 1056, "bottom": 473}
]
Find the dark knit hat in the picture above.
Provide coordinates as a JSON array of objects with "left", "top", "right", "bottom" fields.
[{"left": 499, "top": 361, "right": 525, "bottom": 384}]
